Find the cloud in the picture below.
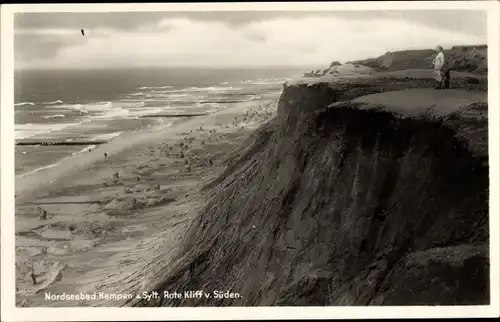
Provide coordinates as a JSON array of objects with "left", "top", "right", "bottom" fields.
[
  {"left": 13, "top": 11, "right": 392, "bottom": 31},
  {"left": 15, "top": 14, "right": 486, "bottom": 69}
]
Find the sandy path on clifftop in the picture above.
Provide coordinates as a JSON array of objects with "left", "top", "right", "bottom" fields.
[
  {"left": 351, "top": 88, "right": 487, "bottom": 116},
  {"left": 15, "top": 98, "right": 278, "bottom": 307}
]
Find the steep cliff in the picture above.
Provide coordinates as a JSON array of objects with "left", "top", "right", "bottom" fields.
[{"left": 136, "top": 73, "right": 489, "bottom": 306}]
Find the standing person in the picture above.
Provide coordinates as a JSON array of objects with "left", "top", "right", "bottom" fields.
[{"left": 432, "top": 46, "right": 449, "bottom": 89}]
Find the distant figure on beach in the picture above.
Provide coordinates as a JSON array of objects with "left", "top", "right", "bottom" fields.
[
  {"left": 104, "top": 152, "right": 107, "bottom": 158},
  {"left": 37, "top": 207, "right": 48, "bottom": 220},
  {"left": 432, "top": 46, "right": 450, "bottom": 89}
]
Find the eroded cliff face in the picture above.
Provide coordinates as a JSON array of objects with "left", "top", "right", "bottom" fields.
[{"left": 136, "top": 77, "right": 489, "bottom": 306}]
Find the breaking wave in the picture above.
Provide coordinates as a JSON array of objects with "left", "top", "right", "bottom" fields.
[
  {"left": 15, "top": 102, "right": 35, "bottom": 107},
  {"left": 43, "top": 114, "right": 66, "bottom": 119},
  {"left": 43, "top": 100, "right": 64, "bottom": 105},
  {"left": 138, "top": 85, "right": 173, "bottom": 90}
]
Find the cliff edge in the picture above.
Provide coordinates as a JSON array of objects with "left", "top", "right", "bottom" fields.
[{"left": 135, "top": 70, "right": 488, "bottom": 306}]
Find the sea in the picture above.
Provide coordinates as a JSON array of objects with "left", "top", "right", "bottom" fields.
[{"left": 14, "top": 67, "right": 305, "bottom": 176}]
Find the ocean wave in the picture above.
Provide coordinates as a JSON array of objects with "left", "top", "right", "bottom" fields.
[
  {"left": 196, "top": 94, "right": 258, "bottom": 105},
  {"left": 43, "top": 114, "right": 65, "bottom": 119},
  {"left": 189, "top": 86, "right": 242, "bottom": 92},
  {"left": 154, "top": 86, "right": 242, "bottom": 94},
  {"left": 15, "top": 122, "right": 82, "bottom": 140},
  {"left": 89, "top": 106, "right": 130, "bottom": 120},
  {"left": 241, "top": 78, "right": 288, "bottom": 85},
  {"left": 120, "top": 98, "right": 156, "bottom": 103},
  {"left": 93, "top": 101, "right": 113, "bottom": 108},
  {"left": 127, "top": 92, "right": 146, "bottom": 97},
  {"left": 58, "top": 103, "right": 87, "bottom": 114},
  {"left": 43, "top": 100, "right": 64, "bottom": 105},
  {"left": 194, "top": 102, "right": 224, "bottom": 109},
  {"left": 90, "top": 131, "right": 123, "bottom": 141},
  {"left": 112, "top": 100, "right": 145, "bottom": 108},
  {"left": 144, "top": 93, "right": 202, "bottom": 101},
  {"left": 55, "top": 100, "right": 159, "bottom": 121},
  {"left": 15, "top": 102, "right": 35, "bottom": 107},
  {"left": 144, "top": 93, "right": 198, "bottom": 101},
  {"left": 138, "top": 85, "right": 173, "bottom": 90},
  {"left": 127, "top": 107, "right": 164, "bottom": 118},
  {"left": 156, "top": 93, "right": 189, "bottom": 98},
  {"left": 58, "top": 101, "right": 114, "bottom": 115}
]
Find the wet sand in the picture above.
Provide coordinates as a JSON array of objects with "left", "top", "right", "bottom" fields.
[{"left": 15, "top": 99, "right": 278, "bottom": 307}]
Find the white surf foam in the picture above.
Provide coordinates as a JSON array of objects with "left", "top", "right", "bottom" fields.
[
  {"left": 152, "top": 86, "right": 242, "bottom": 94},
  {"left": 43, "top": 100, "right": 64, "bottom": 105},
  {"left": 90, "top": 132, "right": 123, "bottom": 141},
  {"left": 15, "top": 122, "right": 82, "bottom": 140},
  {"left": 43, "top": 114, "right": 66, "bottom": 119},
  {"left": 127, "top": 107, "right": 164, "bottom": 118},
  {"left": 153, "top": 93, "right": 189, "bottom": 98},
  {"left": 90, "top": 101, "right": 113, "bottom": 109},
  {"left": 15, "top": 102, "right": 35, "bottom": 107},
  {"left": 58, "top": 103, "right": 87, "bottom": 114},
  {"left": 58, "top": 101, "right": 131, "bottom": 120},
  {"left": 188, "top": 86, "right": 242, "bottom": 92},
  {"left": 120, "top": 98, "right": 156, "bottom": 103},
  {"left": 241, "top": 78, "right": 288, "bottom": 85},
  {"left": 127, "top": 92, "right": 146, "bottom": 97},
  {"left": 145, "top": 93, "right": 202, "bottom": 101},
  {"left": 89, "top": 106, "right": 130, "bottom": 120},
  {"left": 138, "top": 85, "right": 173, "bottom": 90}
]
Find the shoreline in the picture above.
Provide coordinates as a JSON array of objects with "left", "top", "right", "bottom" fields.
[
  {"left": 15, "top": 94, "right": 280, "bottom": 201},
  {"left": 15, "top": 97, "right": 279, "bottom": 307},
  {"left": 15, "top": 117, "right": 184, "bottom": 202}
]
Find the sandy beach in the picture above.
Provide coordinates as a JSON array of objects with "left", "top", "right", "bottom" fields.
[{"left": 15, "top": 98, "right": 278, "bottom": 307}]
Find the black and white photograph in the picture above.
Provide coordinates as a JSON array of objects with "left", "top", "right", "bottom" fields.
[{"left": 1, "top": 1, "right": 499, "bottom": 320}]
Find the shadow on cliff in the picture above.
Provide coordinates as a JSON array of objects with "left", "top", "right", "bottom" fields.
[{"left": 135, "top": 75, "right": 489, "bottom": 306}]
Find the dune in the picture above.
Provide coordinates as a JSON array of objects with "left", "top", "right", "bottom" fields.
[
  {"left": 305, "top": 45, "right": 487, "bottom": 78},
  {"left": 349, "top": 45, "right": 487, "bottom": 74}
]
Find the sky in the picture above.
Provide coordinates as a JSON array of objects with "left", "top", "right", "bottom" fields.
[{"left": 14, "top": 10, "right": 487, "bottom": 69}]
